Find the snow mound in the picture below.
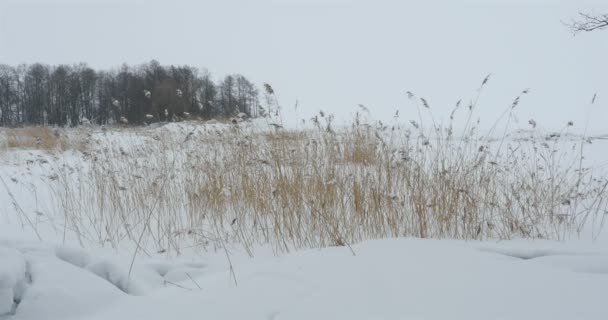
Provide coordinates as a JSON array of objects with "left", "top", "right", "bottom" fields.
[
  {"left": 3, "top": 238, "right": 608, "bottom": 320},
  {"left": 55, "top": 247, "right": 91, "bottom": 268},
  {"left": 86, "top": 261, "right": 139, "bottom": 295},
  {"left": 0, "top": 247, "right": 28, "bottom": 317},
  {"left": 0, "top": 242, "right": 183, "bottom": 319},
  {"left": 81, "top": 239, "right": 608, "bottom": 320},
  {"left": 54, "top": 246, "right": 165, "bottom": 296}
]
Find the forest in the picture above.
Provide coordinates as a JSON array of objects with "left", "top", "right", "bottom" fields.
[{"left": 0, "top": 60, "right": 260, "bottom": 127}]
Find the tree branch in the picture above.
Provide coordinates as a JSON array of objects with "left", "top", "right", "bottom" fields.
[{"left": 568, "top": 12, "right": 608, "bottom": 34}]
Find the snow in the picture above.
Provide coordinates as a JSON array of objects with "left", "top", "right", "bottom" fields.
[
  {"left": 1, "top": 0, "right": 608, "bottom": 316},
  {"left": 1, "top": 122, "right": 607, "bottom": 319},
  {"left": 1, "top": 239, "right": 607, "bottom": 320},
  {"left": 0, "top": 247, "right": 27, "bottom": 316}
]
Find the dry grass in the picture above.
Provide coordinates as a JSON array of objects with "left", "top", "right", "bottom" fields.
[
  {"left": 43, "top": 112, "right": 608, "bottom": 256},
  {"left": 4, "top": 87, "right": 606, "bottom": 255},
  {"left": 3, "top": 127, "right": 61, "bottom": 150},
  {"left": 0, "top": 126, "right": 90, "bottom": 152}
]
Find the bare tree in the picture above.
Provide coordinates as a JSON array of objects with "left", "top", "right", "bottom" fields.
[
  {"left": 568, "top": 12, "right": 608, "bottom": 34},
  {"left": 0, "top": 61, "right": 258, "bottom": 127}
]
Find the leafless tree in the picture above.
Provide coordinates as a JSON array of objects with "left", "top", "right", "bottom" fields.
[
  {"left": 0, "top": 61, "right": 260, "bottom": 127},
  {"left": 568, "top": 12, "right": 608, "bottom": 34}
]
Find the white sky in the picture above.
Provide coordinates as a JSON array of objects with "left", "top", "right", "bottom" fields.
[{"left": 1, "top": 0, "right": 607, "bottom": 132}]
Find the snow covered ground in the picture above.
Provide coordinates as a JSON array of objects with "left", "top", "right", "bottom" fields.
[
  {"left": 1, "top": 121, "right": 608, "bottom": 319},
  {"left": 2, "top": 238, "right": 608, "bottom": 320}
]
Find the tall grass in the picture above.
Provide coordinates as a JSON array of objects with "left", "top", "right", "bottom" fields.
[
  {"left": 42, "top": 111, "right": 607, "bottom": 256},
  {"left": 3, "top": 85, "right": 606, "bottom": 255}
]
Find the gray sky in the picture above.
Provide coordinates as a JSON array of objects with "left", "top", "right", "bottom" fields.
[{"left": 1, "top": 0, "right": 607, "bottom": 132}]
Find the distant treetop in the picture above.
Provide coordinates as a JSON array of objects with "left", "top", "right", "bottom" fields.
[{"left": 0, "top": 61, "right": 260, "bottom": 127}]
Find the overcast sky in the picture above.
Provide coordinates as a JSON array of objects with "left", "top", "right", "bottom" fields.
[{"left": 1, "top": 0, "right": 607, "bottom": 132}]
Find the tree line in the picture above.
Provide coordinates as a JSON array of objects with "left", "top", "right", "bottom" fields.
[{"left": 0, "top": 60, "right": 260, "bottom": 127}]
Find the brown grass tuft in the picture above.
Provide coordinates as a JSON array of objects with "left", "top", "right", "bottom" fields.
[{"left": 4, "top": 127, "right": 61, "bottom": 150}]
